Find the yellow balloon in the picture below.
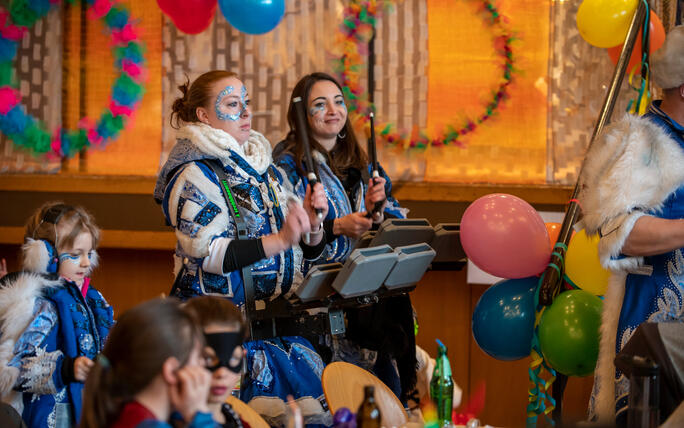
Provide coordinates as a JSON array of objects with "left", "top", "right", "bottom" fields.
[
  {"left": 576, "top": 0, "right": 639, "bottom": 48},
  {"left": 565, "top": 229, "right": 611, "bottom": 296}
]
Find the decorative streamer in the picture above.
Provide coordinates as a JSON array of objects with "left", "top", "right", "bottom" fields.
[
  {"left": 626, "top": 0, "right": 652, "bottom": 116},
  {"left": 333, "top": 0, "right": 517, "bottom": 149},
  {"left": 0, "top": 0, "right": 146, "bottom": 159},
  {"left": 526, "top": 259, "right": 561, "bottom": 427}
]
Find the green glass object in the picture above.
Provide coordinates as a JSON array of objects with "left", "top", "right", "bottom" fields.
[{"left": 430, "top": 339, "right": 454, "bottom": 426}]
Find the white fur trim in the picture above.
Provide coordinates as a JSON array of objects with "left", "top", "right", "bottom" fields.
[
  {"left": 597, "top": 211, "right": 647, "bottom": 273},
  {"left": 579, "top": 114, "right": 684, "bottom": 272},
  {"left": 176, "top": 123, "right": 273, "bottom": 175},
  {"left": 651, "top": 26, "right": 684, "bottom": 89},
  {"left": 593, "top": 272, "right": 627, "bottom": 425},
  {"left": 0, "top": 272, "right": 61, "bottom": 398},
  {"left": 21, "top": 239, "right": 52, "bottom": 274}
]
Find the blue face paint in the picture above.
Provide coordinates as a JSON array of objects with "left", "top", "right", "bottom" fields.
[
  {"left": 58, "top": 251, "right": 93, "bottom": 265},
  {"left": 309, "top": 96, "right": 346, "bottom": 117},
  {"left": 309, "top": 103, "right": 325, "bottom": 117},
  {"left": 215, "top": 85, "right": 249, "bottom": 122},
  {"left": 59, "top": 253, "right": 81, "bottom": 266}
]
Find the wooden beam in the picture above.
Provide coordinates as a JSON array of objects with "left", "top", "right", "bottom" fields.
[
  {"left": 1, "top": 174, "right": 573, "bottom": 205},
  {"left": 0, "top": 227, "right": 175, "bottom": 250},
  {"left": 392, "top": 182, "right": 573, "bottom": 205},
  {"left": 0, "top": 174, "right": 156, "bottom": 195}
]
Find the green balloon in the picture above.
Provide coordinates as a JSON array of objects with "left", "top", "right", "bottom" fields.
[{"left": 538, "top": 290, "right": 603, "bottom": 377}]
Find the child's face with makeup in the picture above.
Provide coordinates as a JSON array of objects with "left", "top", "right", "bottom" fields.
[
  {"left": 57, "top": 231, "right": 93, "bottom": 286},
  {"left": 202, "top": 322, "right": 243, "bottom": 404}
]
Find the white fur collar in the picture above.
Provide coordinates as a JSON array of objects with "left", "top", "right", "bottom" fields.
[
  {"left": 579, "top": 114, "right": 684, "bottom": 233},
  {"left": 177, "top": 123, "right": 273, "bottom": 175}
]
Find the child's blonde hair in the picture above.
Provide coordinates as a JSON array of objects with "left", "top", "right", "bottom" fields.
[{"left": 25, "top": 201, "right": 100, "bottom": 251}]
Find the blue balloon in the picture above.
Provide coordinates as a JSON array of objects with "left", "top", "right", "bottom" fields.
[
  {"left": 218, "top": 0, "right": 286, "bottom": 35},
  {"left": 472, "top": 277, "right": 538, "bottom": 361}
]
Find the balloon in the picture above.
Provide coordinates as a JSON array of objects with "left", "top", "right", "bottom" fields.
[
  {"left": 607, "top": 11, "right": 666, "bottom": 75},
  {"left": 461, "top": 194, "right": 550, "bottom": 278},
  {"left": 218, "top": 0, "right": 285, "bottom": 35},
  {"left": 472, "top": 277, "right": 538, "bottom": 361},
  {"left": 545, "top": 222, "right": 561, "bottom": 251},
  {"left": 538, "top": 290, "right": 602, "bottom": 376},
  {"left": 565, "top": 229, "right": 611, "bottom": 296},
  {"left": 157, "top": 0, "right": 217, "bottom": 34},
  {"left": 576, "top": 0, "right": 639, "bottom": 48}
]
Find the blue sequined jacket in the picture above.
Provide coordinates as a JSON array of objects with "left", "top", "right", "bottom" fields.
[
  {"left": 154, "top": 123, "right": 305, "bottom": 302},
  {"left": 274, "top": 146, "right": 406, "bottom": 266},
  {"left": 2, "top": 272, "right": 113, "bottom": 428}
]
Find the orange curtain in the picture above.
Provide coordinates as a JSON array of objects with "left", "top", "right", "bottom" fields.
[
  {"left": 424, "top": 0, "right": 549, "bottom": 183},
  {"left": 63, "top": 0, "right": 162, "bottom": 176}
]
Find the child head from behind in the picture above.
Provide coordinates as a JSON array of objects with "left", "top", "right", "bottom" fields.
[
  {"left": 24, "top": 202, "right": 100, "bottom": 285},
  {"left": 184, "top": 296, "right": 246, "bottom": 405},
  {"left": 81, "top": 298, "right": 208, "bottom": 428}
]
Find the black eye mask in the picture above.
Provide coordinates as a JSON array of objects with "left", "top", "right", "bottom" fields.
[{"left": 205, "top": 332, "right": 243, "bottom": 374}]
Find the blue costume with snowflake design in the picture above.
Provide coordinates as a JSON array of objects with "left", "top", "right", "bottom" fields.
[
  {"left": 274, "top": 144, "right": 418, "bottom": 403},
  {"left": 612, "top": 104, "right": 684, "bottom": 421},
  {"left": 274, "top": 148, "right": 406, "bottom": 268},
  {"left": 7, "top": 276, "right": 113, "bottom": 428},
  {"left": 579, "top": 102, "right": 684, "bottom": 424},
  {"left": 154, "top": 123, "right": 330, "bottom": 426}
]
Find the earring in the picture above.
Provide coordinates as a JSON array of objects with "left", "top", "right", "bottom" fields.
[{"left": 337, "top": 131, "right": 347, "bottom": 139}]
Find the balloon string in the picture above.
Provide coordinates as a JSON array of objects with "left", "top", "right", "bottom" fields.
[
  {"left": 527, "top": 274, "right": 557, "bottom": 427},
  {"left": 563, "top": 274, "right": 579, "bottom": 290},
  {"left": 553, "top": 242, "right": 568, "bottom": 252},
  {"left": 627, "top": 0, "right": 651, "bottom": 116}
]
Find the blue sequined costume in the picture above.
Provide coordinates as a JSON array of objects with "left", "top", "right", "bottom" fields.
[
  {"left": 274, "top": 145, "right": 417, "bottom": 403},
  {"left": 154, "top": 123, "right": 329, "bottom": 426},
  {"left": 580, "top": 102, "right": 684, "bottom": 423},
  {"left": 4, "top": 274, "right": 113, "bottom": 428}
]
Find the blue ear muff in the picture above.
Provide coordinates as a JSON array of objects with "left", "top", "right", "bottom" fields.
[{"left": 41, "top": 239, "right": 58, "bottom": 274}]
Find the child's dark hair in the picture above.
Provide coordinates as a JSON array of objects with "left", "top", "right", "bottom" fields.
[
  {"left": 184, "top": 296, "right": 246, "bottom": 338},
  {"left": 170, "top": 70, "right": 238, "bottom": 129},
  {"left": 80, "top": 298, "right": 203, "bottom": 428}
]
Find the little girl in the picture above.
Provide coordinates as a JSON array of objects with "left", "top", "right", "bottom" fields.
[
  {"left": 184, "top": 296, "right": 246, "bottom": 428},
  {"left": 80, "top": 298, "right": 213, "bottom": 428},
  {"left": 0, "top": 202, "right": 114, "bottom": 428}
]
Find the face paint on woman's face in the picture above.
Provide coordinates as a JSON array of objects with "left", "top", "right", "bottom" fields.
[
  {"left": 215, "top": 85, "right": 248, "bottom": 122},
  {"left": 205, "top": 77, "right": 252, "bottom": 145},
  {"left": 306, "top": 80, "right": 348, "bottom": 144}
]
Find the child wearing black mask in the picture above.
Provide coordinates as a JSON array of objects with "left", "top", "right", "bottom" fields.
[{"left": 184, "top": 297, "right": 247, "bottom": 428}]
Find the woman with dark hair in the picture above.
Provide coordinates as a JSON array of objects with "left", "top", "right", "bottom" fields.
[
  {"left": 154, "top": 71, "right": 330, "bottom": 425},
  {"left": 273, "top": 72, "right": 415, "bottom": 403}
]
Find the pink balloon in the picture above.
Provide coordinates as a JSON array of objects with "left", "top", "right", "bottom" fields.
[{"left": 461, "top": 193, "right": 550, "bottom": 278}]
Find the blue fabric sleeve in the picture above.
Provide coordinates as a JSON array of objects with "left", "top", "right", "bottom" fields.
[
  {"left": 377, "top": 163, "right": 406, "bottom": 219},
  {"left": 9, "top": 298, "right": 66, "bottom": 394}
]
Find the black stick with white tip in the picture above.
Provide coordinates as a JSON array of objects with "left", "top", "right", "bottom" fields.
[{"left": 293, "top": 97, "right": 323, "bottom": 222}]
